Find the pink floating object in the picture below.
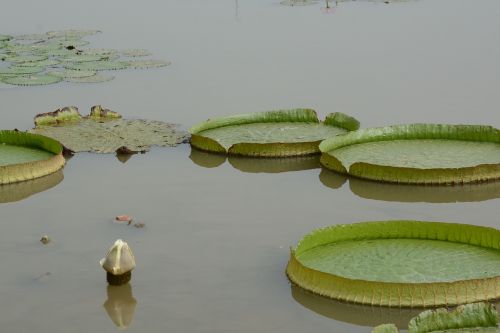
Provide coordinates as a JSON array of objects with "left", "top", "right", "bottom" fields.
[{"left": 115, "top": 215, "right": 133, "bottom": 223}]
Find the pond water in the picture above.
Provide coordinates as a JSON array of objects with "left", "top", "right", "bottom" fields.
[{"left": 0, "top": 0, "right": 499, "bottom": 332}]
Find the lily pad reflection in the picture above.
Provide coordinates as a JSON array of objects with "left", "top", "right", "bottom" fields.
[
  {"left": 291, "top": 285, "right": 500, "bottom": 329},
  {"left": 0, "top": 169, "right": 63, "bottom": 203},
  {"left": 189, "top": 147, "right": 320, "bottom": 173},
  {"left": 319, "top": 169, "right": 500, "bottom": 202}
]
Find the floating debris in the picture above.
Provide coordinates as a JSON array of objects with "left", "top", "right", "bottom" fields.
[
  {"left": 40, "top": 235, "right": 51, "bottom": 244},
  {"left": 100, "top": 239, "right": 136, "bottom": 286},
  {"left": 115, "top": 215, "right": 133, "bottom": 223}
]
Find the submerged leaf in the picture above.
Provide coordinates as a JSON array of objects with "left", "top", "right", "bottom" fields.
[
  {"left": 287, "top": 220, "right": 500, "bottom": 307},
  {"left": 30, "top": 106, "right": 189, "bottom": 153}
]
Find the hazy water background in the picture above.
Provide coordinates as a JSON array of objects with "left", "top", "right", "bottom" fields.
[{"left": 0, "top": 0, "right": 499, "bottom": 332}]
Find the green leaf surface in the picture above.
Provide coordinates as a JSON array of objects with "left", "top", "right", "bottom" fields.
[
  {"left": 15, "top": 59, "right": 60, "bottom": 67},
  {"left": 121, "top": 49, "right": 152, "bottom": 57},
  {"left": 280, "top": 0, "right": 319, "bottom": 5},
  {"left": 30, "top": 108, "right": 189, "bottom": 153},
  {"left": 408, "top": 303, "right": 499, "bottom": 333},
  {"left": 287, "top": 221, "right": 500, "bottom": 307},
  {"left": 124, "top": 59, "right": 171, "bottom": 69},
  {"left": 0, "top": 143, "right": 54, "bottom": 166},
  {"left": 0, "top": 66, "right": 45, "bottom": 75}
]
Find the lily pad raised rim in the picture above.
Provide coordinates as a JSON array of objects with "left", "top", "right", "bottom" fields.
[
  {"left": 286, "top": 220, "right": 500, "bottom": 308},
  {"left": 319, "top": 124, "right": 500, "bottom": 184},
  {"left": 0, "top": 130, "right": 65, "bottom": 184},
  {"left": 189, "top": 109, "right": 360, "bottom": 157}
]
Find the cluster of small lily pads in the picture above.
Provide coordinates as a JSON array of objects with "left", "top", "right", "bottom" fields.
[{"left": 0, "top": 29, "right": 170, "bottom": 86}]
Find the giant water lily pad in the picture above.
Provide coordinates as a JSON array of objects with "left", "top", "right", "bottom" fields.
[
  {"left": 2, "top": 74, "right": 62, "bottom": 86},
  {"left": 190, "top": 109, "right": 360, "bottom": 157},
  {"left": 320, "top": 124, "right": 500, "bottom": 184},
  {"left": 30, "top": 106, "right": 189, "bottom": 153},
  {"left": 0, "top": 130, "right": 65, "bottom": 184},
  {"left": 287, "top": 220, "right": 500, "bottom": 307}
]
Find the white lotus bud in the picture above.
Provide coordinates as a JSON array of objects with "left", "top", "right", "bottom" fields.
[{"left": 100, "top": 239, "right": 136, "bottom": 276}]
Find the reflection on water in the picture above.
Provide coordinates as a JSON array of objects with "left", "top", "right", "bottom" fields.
[
  {"left": 116, "top": 153, "right": 135, "bottom": 164},
  {"left": 103, "top": 284, "right": 137, "bottom": 329},
  {"left": 0, "top": 169, "right": 64, "bottom": 203},
  {"left": 318, "top": 168, "right": 348, "bottom": 189},
  {"left": 189, "top": 148, "right": 321, "bottom": 173},
  {"left": 189, "top": 148, "right": 226, "bottom": 168},
  {"left": 291, "top": 284, "right": 500, "bottom": 329},
  {"left": 319, "top": 169, "right": 500, "bottom": 203}
]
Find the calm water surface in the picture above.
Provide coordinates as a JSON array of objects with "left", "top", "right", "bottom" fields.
[{"left": 0, "top": 0, "right": 499, "bottom": 332}]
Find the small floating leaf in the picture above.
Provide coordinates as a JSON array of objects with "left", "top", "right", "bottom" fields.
[
  {"left": 46, "top": 29, "right": 101, "bottom": 39},
  {"left": 2, "top": 74, "right": 62, "bottom": 86},
  {"left": 5, "top": 54, "right": 48, "bottom": 63},
  {"left": 124, "top": 59, "right": 171, "bottom": 69},
  {"left": 47, "top": 69, "right": 97, "bottom": 78},
  {"left": 121, "top": 48, "right": 152, "bottom": 57},
  {"left": 15, "top": 59, "right": 60, "bottom": 67},
  {"left": 0, "top": 66, "right": 46, "bottom": 75},
  {"left": 65, "top": 74, "right": 114, "bottom": 83},
  {"left": 64, "top": 60, "right": 128, "bottom": 71}
]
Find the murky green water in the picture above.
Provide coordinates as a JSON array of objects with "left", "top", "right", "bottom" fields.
[{"left": 1, "top": 0, "right": 499, "bottom": 332}]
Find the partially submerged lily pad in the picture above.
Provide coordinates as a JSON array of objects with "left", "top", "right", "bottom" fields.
[
  {"left": 121, "top": 49, "right": 152, "bottom": 57},
  {"left": 30, "top": 106, "right": 189, "bottom": 153},
  {"left": 2, "top": 74, "right": 62, "bottom": 86},
  {"left": 0, "top": 130, "right": 65, "bottom": 184},
  {"left": 320, "top": 124, "right": 500, "bottom": 184},
  {"left": 287, "top": 220, "right": 500, "bottom": 307},
  {"left": 190, "top": 109, "right": 360, "bottom": 157}
]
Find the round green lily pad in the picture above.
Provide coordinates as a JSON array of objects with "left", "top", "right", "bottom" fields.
[
  {"left": 65, "top": 74, "right": 114, "bottom": 83},
  {"left": 47, "top": 69, "right": 97, "bottom": 78},
  {"left": 61, "top": 54, "right": 106, "bottom": 63},
  {"left": 64, "top": 60, "right": 127, "bottom": 71},
  {"left": 0, "top": 35, "right": 11, "bottom": 41},
  {"left": 46, "top": 29, "right": 101, "bottom": 39},
  {"left": 287, "top": 220, "right": 500, "bottom": 307},
  {"left": 124, "top": 59, "right": 171, "bottom": 69},
  {"left": 320, "top": 124, "right": 500, "bottom": 184},
  {"left": 14, "top": 33, "right": 48, "bottom": 41},
  {"left": 79, "top": 48, "right": 117, "bottom": 56},
  {"left": 0, "top": 130, "right": 65, "bottom": 184},
  {"left": 2, "top": 75, "right": 62, "bottom": 86},
  {"left": 190, "top": 109, "right": 360, "bottom": 157}
]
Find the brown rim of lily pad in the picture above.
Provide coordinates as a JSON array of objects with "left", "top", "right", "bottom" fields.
[{"left": 0, "top": 130, "right": 65, "bottom": 184}]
